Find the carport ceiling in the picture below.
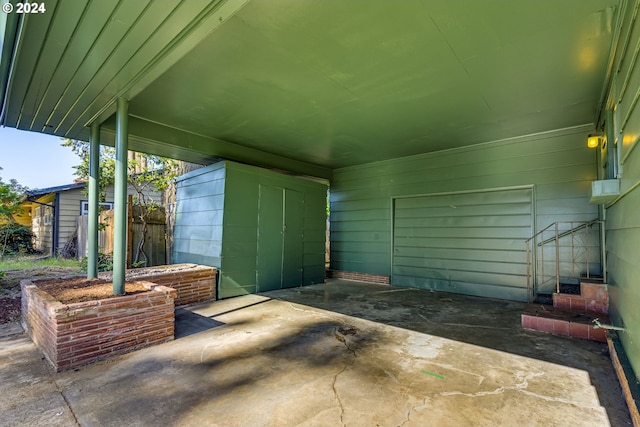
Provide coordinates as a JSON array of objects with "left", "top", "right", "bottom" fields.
[{"left": 1, "top": 0, "right": 619, "bottom": 173}]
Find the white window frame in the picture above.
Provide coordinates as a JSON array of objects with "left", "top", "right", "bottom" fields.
[{"left": 80, "top": 201, "right": 114, "bottom": 216}]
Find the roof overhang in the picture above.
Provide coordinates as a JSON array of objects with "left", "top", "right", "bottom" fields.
[{"left": 0, "top": 0, "right": 624, "bottom": 179}]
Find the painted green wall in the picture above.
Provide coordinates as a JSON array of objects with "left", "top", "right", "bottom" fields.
[
  {"left": 331, "top": 125, "right": 598, "bottom": 300},
  {"left": 603, "top": 0, "right": 640, "bottom": 381},
  {"left": 173, "top": 163, "right": 225, "bottom": 267},
  {"left": 607, "top": 148, "right": 640, "bottom": 380},
  {"left": 174, "top": 161, "right": 328, "bottom": 299},
  {"left": 220, "top": 162, "right": 328, "bottom": 298}
]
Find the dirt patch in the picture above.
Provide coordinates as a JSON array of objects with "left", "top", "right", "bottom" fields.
[
  {"left": 1, "top": 266, "right": 84, "bottom": 324},
  {"left": 0, "top": 263, "right": 202, "bottom": 322},
  {"left": 1, "top": 267, "right": 82, "bottom": 298},
  {"left": 0, "top": 297, "right": 20, "bottom": 323},
  {"left": 34, "top": 278, "right": 150, "bottom": 304}
]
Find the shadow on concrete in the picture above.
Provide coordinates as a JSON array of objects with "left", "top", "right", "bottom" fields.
[
  {"left": 175, "top": 297, "right": 272, "bottom": 338},
  {"left": 262, "top": 280, "right": 631, "bottom": 427},
  {"left": 174, "top": 308, "right": 225, "bottom": 338},
  {"left": 60, "top": 316, "right": 384, "bottom": 427},
  {"left": 45, "top": 282, "right": 631, "bottom": 427}
]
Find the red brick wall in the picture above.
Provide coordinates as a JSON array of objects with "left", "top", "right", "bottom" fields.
[
  {"left": 99, "top": 264, "right": 217, "bottom": 306},
  {"left": 327, "top": 270, "right": 390, "bottom": 285},
  {"left": 21, "top": 280, "right": 176, "bottom": 372}
]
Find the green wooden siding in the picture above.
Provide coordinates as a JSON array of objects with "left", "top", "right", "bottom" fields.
[
  {"left": 331, "top": 125, "right": 598, "bottom": 300},
  {"left": 392, "top": 187, "right": 533, "bottom": 301},
  {"left": 220, "top": 162, "right": 327, "bottom": 298},
  {"left": 174, "top": 161, "right": 328, "bottom": 299},
  {"left": 603, "top": 1, "right": 640, "bottom": 380},
  {"left": 173, "top": 163, "right": 226, "bottom": 267}
]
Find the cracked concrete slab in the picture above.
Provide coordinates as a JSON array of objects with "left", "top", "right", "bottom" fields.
[{"left": 0, "top": 280, "right": 632, "bottom": 426}]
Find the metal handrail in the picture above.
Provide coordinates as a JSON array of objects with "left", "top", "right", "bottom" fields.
[
  {"left": 537, "top": 220, "right": 602, "bottom": 247},
  {"left": 525, "top": 219, "right": 604, "bottom": 302},
  {"left": 525, "top": 219, "right": 602, "bottom": 245}
]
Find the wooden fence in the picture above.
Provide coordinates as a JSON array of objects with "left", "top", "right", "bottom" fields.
[{"left": 77, "top": 204, "right": 167, "bottom": 267}]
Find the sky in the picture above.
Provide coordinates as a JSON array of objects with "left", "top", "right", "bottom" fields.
[{"left": 0, "top": 127, "right": 81, "bottom": 189}]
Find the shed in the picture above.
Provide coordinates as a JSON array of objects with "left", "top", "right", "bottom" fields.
[{"left": 174, "top": 161, "right": 328, "bottom": 298}]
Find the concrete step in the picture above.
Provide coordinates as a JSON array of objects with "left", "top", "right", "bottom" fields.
[
  {"left": 521, "top": 304, "right": 609, "bottom": 343},
  {"left": 552, "top": 282, "right": 608, "bottom": 314}
]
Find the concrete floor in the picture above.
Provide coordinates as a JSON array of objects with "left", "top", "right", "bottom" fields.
[{"left": 0, "top": 279, "right": 632, "bottom": 427}]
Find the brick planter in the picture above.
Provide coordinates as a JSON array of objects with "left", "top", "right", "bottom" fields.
[
  {"left": 99, "top": 264, "right": 217, "bottom": 306},
  {"left": 21, "top": 279, "right": 176, "bottom": 372}
]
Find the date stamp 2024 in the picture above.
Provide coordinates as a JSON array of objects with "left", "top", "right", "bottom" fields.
[{"left": 2, "top": 2, "right": 47, "bottom": 14}]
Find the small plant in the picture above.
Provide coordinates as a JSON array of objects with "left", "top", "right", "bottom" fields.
[
  {"left": 132, "top": 260, "right": 147, "bottom": 268},
  {"left": 81, "top": 251, "right": 113, "bottom": 272}
]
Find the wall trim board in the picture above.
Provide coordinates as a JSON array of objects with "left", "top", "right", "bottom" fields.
[
  {"left": 596, "top": 0, "right": 628, "bottom": 125},
  {"left": 616, "top": 0, "right": 639, "bottom": 104},
  {"left": 335, "top": 125, "right": 594, "bottom": 175},
  {"left": 389, "top": 184, "right": 535, "bottom": 201}
]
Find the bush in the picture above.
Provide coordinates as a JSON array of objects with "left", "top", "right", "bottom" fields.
[
  {"left": 0, "top": 223, "right": 36, "bottom": 256},
  {"left": 81, "top": 251, "right": 113, "bottom": 272}
]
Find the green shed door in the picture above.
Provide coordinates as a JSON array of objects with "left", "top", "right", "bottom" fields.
[
  {"left": 392, "top": 187, "right": 533, "bottom": 301},
  {"left": 257, "top": 185, "right": 284, "bottom": 291},
  {"left": 257, "top": 185, "right": 303, "bottom": 292},
  {"left": 282, "top": 189, "right": 304, "bottom": 288}
]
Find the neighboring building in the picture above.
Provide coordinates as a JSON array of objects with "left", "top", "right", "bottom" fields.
[{"left": 19, "top": 182, "right": 161, "bottom": 257}]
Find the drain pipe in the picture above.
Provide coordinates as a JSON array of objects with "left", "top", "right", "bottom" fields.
[{"left": 593, "top": 318, "right": 625, "bottom": 331}]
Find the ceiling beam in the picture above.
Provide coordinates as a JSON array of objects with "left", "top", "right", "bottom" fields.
[{"left": 99, "top": 115, "right": 333, "bottom": 180}]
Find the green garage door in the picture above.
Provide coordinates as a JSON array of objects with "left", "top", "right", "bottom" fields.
[{"left": 392, "top": 187, "right": 533, "bottom": 301}]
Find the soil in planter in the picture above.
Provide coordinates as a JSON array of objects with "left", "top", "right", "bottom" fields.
[
  {"left": 1, "top": 266, "right": 85, "bottom": 323},
  {"left": 35, "top": 278, "right": 150, "bottom": 304}
]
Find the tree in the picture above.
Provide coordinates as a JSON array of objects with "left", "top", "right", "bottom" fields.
[
  {"left": 0, "top": 167, "right": 26, "bottom": 221},
  {"left": 61, "top": 139, "right": 181, "bottom": 266},
  {"left": 0, "top": 168, "right": 31, "bottom": 258}
]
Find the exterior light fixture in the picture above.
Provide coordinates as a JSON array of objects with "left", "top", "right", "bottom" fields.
[{"left": 587, "top": 134, "right": 602, "bottom": 148}]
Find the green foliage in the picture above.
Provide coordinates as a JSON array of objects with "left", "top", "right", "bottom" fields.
[
  {"left": 0, "top": 256, "right": 82, "bottom": 271},
  {"left": 0, "top": 167, "right": 27, "bottom": 220},
  {"left": 61, "top": 139, "right": 114, "bottom": 202},
  {"left": 132, "top": 260, "right": 147, "bottom": 268},
  {"left": 61, "top": 139, "right": 179, "bottom": 201},
  {"left": 62, "top": 139, "right": 180, "bottom": 267},
  {"left": 0, "top": 223, "right": 36, "bottom": 255},
  {"left": 80, "top": 251, "right": 113, "bottom": 272}
]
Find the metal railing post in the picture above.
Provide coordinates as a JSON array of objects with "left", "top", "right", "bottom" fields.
[
  {"left": 570, "top": 222, "right": 575, "bottom": 278},
  {"left": 555, "top": 222, "right": 560, "bottom": 294},
  {"left": 586, "top": 223, "right": 591, "bottom": 279},
  {"left": 526, "top": 240, "right": 531, "bottom": 302},
  {"left": 527, "top": 219, "right": 603, "bottom": 299},
  {"left": 601, "top": 220, "right": 607, "bottom": 283},
  {"left": 540, "top": 231, "right": 545, "bottom": 290}
]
